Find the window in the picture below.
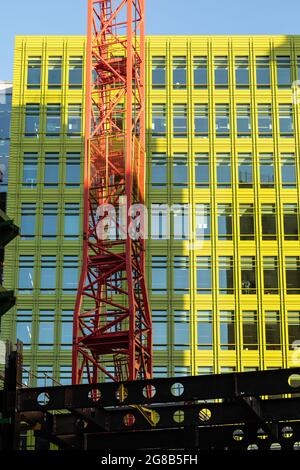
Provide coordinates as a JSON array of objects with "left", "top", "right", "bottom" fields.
[
  {"left": 258, "top": 104, "right": 272, "bottom": 138},
  {"left": 38, "top": 311, "right": 55, "bottom": 350},
  {"left": 173, "top": 256, "right": 189, "bottom": 294},
  {"left": 151, "top": 256, "right": 167, "bottom": 294},
  {"left": 22, "top": 366, "right": 31, "bottom": 387},
  {"left": 64, "top": 203, "right": 80, "bottom": 239},
  {"left": 23, "top": 153, "right": 38, "bottom": 187},
  {"left": 69, "top": 57, "right": 83, "bottom": 88},
  {"left": 152, "top": 104, "right": 166, "bottom": 138},
  {"left": 16, "top": 310, "right": 32, "bottom": 350},
  {"left": 197, "top": 310, "right": 212, "bottom": 350},
  {"left": 235, "top": 56, "right": 249, "bottom": 88},
  {"left": 265, "top": 311, "right": 281, "bottom": 350},
  {"left": 195, "top": 154, "right": 209, "bottom": 187},
  {"left": 239, "top": 204, "right": 254, "bottom": 240},
  {"left": 66, "top": 153, "right": 81, "bottom": 186},
  {"left": 25, "top": 104, "right": 40, "bottom": 137},
  {"left": 60, "top": 366, "right": 72, "bottom": 385},
  {"left": 153, "top": 366, "right": 168, "bottom": 378},
  {"left": 220, "top": 366, "right": 236, "bottom": 373},
  {"left": 44, "top": 153, "right": 59, "bottom": 187},
  {"left": 276, "top": 56, "right": 291, "bottom": 88},
  {"left": 46, "top": 104, "right": 61, "bottom": 137},
  {"left": 196, "top": 204, "right": 210, "bottom": 240},
  {"left": 281, "top": 153, "right": 296, "bottom": 188},
  {"left": 40, "top": 256, "right": 56, "bottom": 294},
  {"left": 173, "top": 153, "right": 188, "bottom": 186},
  {"left": 21, "top": 203, "right": 36, "bottom": 239},
  {"left": 196, "top": 256, "right": 211, "bottom": 294},
  {"left": 151, "top": 153, "right": 167, "bottom": 188},
  {"left": 256, "top": 56, "right": 270, "bottom": 88},
  {"left": 174, "top": 366, "right": 191, "bottom": 377},
  {"left": 216, "top": 153, "right": 231, "bottom": 187},
  {"left": 37, "top": 366, "right": 53, "bottom": 388},
  {"left": 42, "top": 203, "right": 57, "bottom": 239},
  {"left": 48, "top": 57, "right": 62, "bottom": 89},
  {"left": 174, "top": 311, "right": 189, "bottom": 350},
  {"left": 241, "top": 256, "right": 256, "bottom": 294},
  {"left": 151, "top": 204, "right": 168, "bottom": 240},
  {"left": 284, "top": 204, "right": 298, "bottom": 240},
  {"left": 220, "top": 311, "right": 235, "bottom": 350},
  {"left": 194, "top": 56, "right": 207, "bottom": 88},
  {"left": 61, "top": 310, "right": 73, "bottom": 350},
  {"left": 285, "top": 257, "right": 300, "bottom": 294},
  {"left": 242, "top": 311, "right": 258, "bottom": 350},
  {"left": 279, "top": 104, "right": 294, "bottom": 137},
  {"left": 236, "top": 104, "right": 251, "bottom": 137},
  {"left": 198, "top": 367, "right": 213, "bottom": 375},
  {"left": 173, "top": 56, "right": 187, "bottom": 89},
  {"left": 214, "top": 56, "right": 228, "bottom": 88},
  {"left": 152, "top": 56, "right": 166, "bottom": 89},
  {"left": 261, "top": 204, "right": 276, "bottom": 240},
  {"left": 238, "top": 153, "right": 253, "bottom": 188},
  {"left": 173, "top": 104, "right": 187, "bottom": 138},
  {"left": 216, "top": 104, "right": 230, "bottom": 137},
  {"left": 263, "top": 257, "right": 279, "bottom": 294},
  {"left": 172, "top": 204, "right": 189, "bottom": 240},
  {"left": 194, "top": 104, "right": 208, "bottom": 138},
  {"left": 62, "top": 256, "right": 78, "bottom": 293},
  {"left": 27, "top": 57, "right": 41, "bottom": 89},
  {"left": 259, "top": 153, "right": 274, "bottom": 187},
  {"left": 219, "top": 256, "right": 234, "bottom": 294},
  {"left": 0, "top": 87, "right": 12, "bottom": 139},
  {"left": 218, "top": 204, "right": 232, "bottom": 240},
  {"left": 152, "top": 310, "right": 167, "bottom": 350},
  {"left": 18, "top": 256, "right": 34, "bottom": 293},
  {"left": 67, "top": 104, "right": 82, "bottom": 137},
  {"left": 287, "top": 311, "right": 300, "bottom": 349}
]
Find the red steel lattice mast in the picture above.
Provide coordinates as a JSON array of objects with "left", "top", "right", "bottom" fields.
[{"left": 72, "top": 0, "right": 152, "bottom": 384}]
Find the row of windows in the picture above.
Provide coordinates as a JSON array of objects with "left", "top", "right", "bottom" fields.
[
  {"left": 151, "top": 203, "right": 299, "bottom": 241},
  {"left": 152, "top": 55, "right": 298, "bottom": 89},
  {"left": 27, "top": 56, "right": 83, "bottom": 89},
  {"left": 151, "top": 152, "right": 298, "bottom": 189},
  {"left": 151, "top": 255, "right": 300, "bottom": 295},
  {"left": 16, "top": 308, "right": 300, "bottom": 352},
  {"left": 24, "top": 104, "right": 82, "bottom": 137},
  {"left": 152, "top": 309, "right": 300, "bottom": 351},
  {"left": 21, "top": 203, "right": 80, "bottom": 240},
  {"left": 22, "top": 152, "right": 81, "bottom": 187},
  {"left": 151, "top": 103, "right": 295, "bottom": 138},
  {"left": 22, "top": 364, "right": 263, "bottom": 387},
  {"left": 18, "top": 255, "right": 78, "bottom": 294}
]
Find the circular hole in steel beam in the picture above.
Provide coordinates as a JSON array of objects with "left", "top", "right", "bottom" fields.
[
  {"left": 257, "top": 428, "right": 268, "bottom": 440},
  {"left": 88, "top": 388, "right": 101, "bottom": 402},
  {"left": 173, "top": 410, "right": 184, "bottom": 423},
  {"left": 270, "top": 443, "right": 281, "bottom": 450},
  {"left": 142, "top": 384, "right": 156, "bottom": 399},
  {"left": 123, "top": 413, "right": 135, "bottom": 427},
  {"left": 37, "top": 392, "right": 50, "bottom": 406},
  {"left": 282, "top": 426, "right": 293, "bottom": 439},
  {"left": 115, "top": 386, "right": 128, "bottom": 403},
  {"left": 247, "top": 444, "right": 259, "bottom": 450},
  {"left": 233, "top": 429, "right": 244, "bottom": 441},
  {"left": 198, "top": 408, "right": 211, "bottom": 422},
  {"left": 170, "top": 382, "right": 184, "bottom": 397},
  {"left": 288, "top": 374, "right": 300, "bottom": 389}
]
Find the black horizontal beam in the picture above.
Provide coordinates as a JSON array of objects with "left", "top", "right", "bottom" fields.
[{"left": 16, "top": 368, "right": 300, "bottom": 412}]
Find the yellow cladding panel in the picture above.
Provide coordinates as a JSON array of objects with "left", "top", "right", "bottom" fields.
[{"left": 3, "top": 36, "right": 300, "bottom": 384}]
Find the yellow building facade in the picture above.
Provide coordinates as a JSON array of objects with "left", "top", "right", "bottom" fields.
[{"left": 2, "top": 35, "right": 300, "bottom": 387}]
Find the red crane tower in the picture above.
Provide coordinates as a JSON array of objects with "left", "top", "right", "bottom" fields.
[{"left": 72, "top": 0, "right": 152, "bottom": 384}]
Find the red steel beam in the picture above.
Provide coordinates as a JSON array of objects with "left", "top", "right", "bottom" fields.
[{"left": 72, "top": 0, "right": 152, "bottom": 384}]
